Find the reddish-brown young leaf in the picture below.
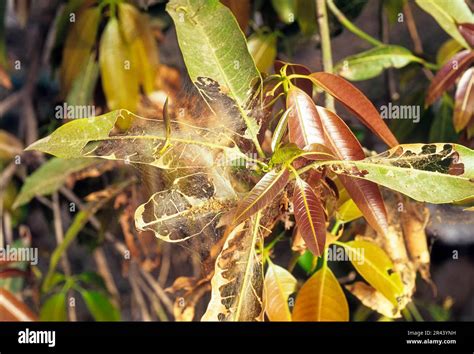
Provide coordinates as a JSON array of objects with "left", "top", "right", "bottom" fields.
[
  {"left": 426, "top": 50, "right": 474, "bottom": 106},
  {"left": 454, "top": 68, "right": 474, "bottom": 132},
  {"left": 309, "top": 72, "right": 398, "bottom": 147},
  {"left": 286, "top": 86, "right": 327, "bottom": 149},
  {"left": 458, "top": 23, "right": 474, "bottom": 48},
  {"left": 316, "top": 106, "right": 389, "bottom": 235},
  {"left": 293, "top": 177, "right": 326, "bottom": 256},
  {"left": 275, "top": 60, "right": 313, "bottom": 96},
  {"left": 0, "top": 288, "right": 37, "bottom": 321},
  {"left": 233, "top": 168, "right": 290, "bottom": 225}
]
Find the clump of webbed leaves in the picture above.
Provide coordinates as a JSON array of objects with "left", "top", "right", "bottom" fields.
[{"left": 27, "top": 62, "right": 474, "bottom": 321}]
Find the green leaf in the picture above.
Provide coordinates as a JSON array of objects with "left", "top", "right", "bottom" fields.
[
  {"left": 328, "top": 143, "right": 474, "bottom": 203},
  {"left": 66, "top": 52, "right": 99, "bottom": 107},
  {"left": 166, "top": 0, "right": 262, "bottom": 145},
  {"left": 436, "top": 38, "right": 463, "bottom": 66},
  {"left": 415, "top": 0, "right": 473, "bottom": 48},
  {"left": 40, "top": 293, "right": 67, "bottom": 321},
  {"left": 13, "top": 157, "right": 98, "bottom": 208},
  {"left": 271, "top": 0, "right": 297, "bottom": 24},
  {"left": 80, "top": 290, "right": 120, "bottom": 321},
  {"left": 335, "top": 45, "right": 423, "bottom": 81}
]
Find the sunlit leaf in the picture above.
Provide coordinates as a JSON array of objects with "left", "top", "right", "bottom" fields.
[
  {"left": 293, "top": 177, "right": 326, "bottom": 257},
  {"left": 336, "top": 198, "right": 363, "bottom": 223},
  {"left": 336, "top": 45, "right": 424, "bottom": 81},
  {"left": 167, "top": 0, "right": 261, "bottom": 141},
  {"left": 317, "top": 106, "right": 389, "bottom": 236},
  {"left": 233, "top": 168, "right": 289, "bottom": 225},
  {"left": 202, "top": 215, "right": 264, "bottom": 321},
  {"left": 13, "top": 158, "right": 98, "bottom": 208},
  {"left": 286, "top": 86, "right": 326, "bottom": 149},
  {"left": 415, "top": 0, "right": 473, "bottom": 48},
  {"left": 309, "top": 72, "right": 399, "bottom": 147},
  {"left": 80, "top": 290, "right": 121, "bottom": 321},
  {"left": 426, "top": 50, "right": 474, "bottom": 106},
  {"left": 40, "top": 293, "right": 67, "bottom": 321},
  {"left": 292, "top": 265, "right": 349, "bottom": 321},
  {"left": 342, "top": 240, "right": 404, "bottom": 307},
  {"left": 99, "top": 17, "right": 139, "bottom": 129},
  {"left": 0, "top": 288, "right": 37, "bottom": 321},
  {"left": 264, "top": 261, "right": 297, "bottom": 321},
  {"left": 328, "top": 143, "right": 474, "bottom": 203},
  {"left": 454, "top": 68, "right": 474, "bottom": 132}
]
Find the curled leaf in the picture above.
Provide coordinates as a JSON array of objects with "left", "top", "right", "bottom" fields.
[{"left": 454, "top": 67, "right": 474, "bottom": 132}]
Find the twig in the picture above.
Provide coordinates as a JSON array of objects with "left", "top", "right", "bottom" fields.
[
  {"left": 93, "top": 248, "right": 120, "bottom": 303},
  {"left": 3, "top": 210, "right": 12, "bottom": 245},
  {"left": 136, "top": 274, "right": 169, "bottom": 322},
  {"left": 129, "top": 264, "right": 152, "bottom": 321},
  {"left": 380, "top": 1, "right": 399, "bottom": 101},
  {"left": 317, "top": 0, "right": 335, "bottom": 110},
  {"left": 0, "top": 89, "right": 27, "bottom": 118},
  {"left": 51, "top": 192, "right": 76, "bottom": 321},
  {"left": 403, "top": 2, "right": 423, "bottom": 55},
  {"left": 138, "top": 266, "right": 174, "bottom": 315},
  {"left": 158, "top": 242, "right": 171, "bottom": 286}
]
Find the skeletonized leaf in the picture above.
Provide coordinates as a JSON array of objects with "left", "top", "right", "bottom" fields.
[
  {"left": 13, "top": 158, "right": 98, "bottom": 208},
  {"left": 286, "top": 86, "right": 326, "bottom": 149},
  {"left": 342, "top": 240, "right": 404, "bottom": 307},
  {"left": 167, "top": 0, "right": 261, "bottom": 139},
  {"left": 336, "top": 45, "right": 424, "bottom": 81},
  {"left": 264, "top": 261, "right": 297, "bottom": 321},
  {"left": 415, "top": 0, "right": 473, "bottom": 48},
  {"left": 135, "top": 171, "right": 236, "bottom": 243},
  {"left": 202, "top": 216, "right": 264, "bottom": 321},
  {"left": 292, "top": 265, "right": 349, "bottom": 321},
  {"left": 328, "top": 143, "right": 474, "bottom": 204},
  {"left": 426, "top": 50, "right": 474, "bottom": 106},
  {"left": 454, "top": 68, "right": 474, "bottom": 132},
  {"left": 0, "top": 288, "right": 37, "bottom": 321},
  {"left": 293, "top": 177, "right": 326, "bottom": 257},
  {"left": 345, "top": 281, "right": 401, "bottom": 318},
  {"left": 309, "top": 72, "right": 398, "bottom": 147},
  {"left": 233, "top": 168, "right": 289, "bottom": 225},
  {"left": 317, "top": 106, "right": 389, "bottom": 236},
  {"left": 26, "top": 110, "right": 245, "bottom": 170},
  {"left": 99, "top": 17, "right": 139, "bottom": 128}
]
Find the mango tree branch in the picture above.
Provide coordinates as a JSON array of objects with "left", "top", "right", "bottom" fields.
[{"left": 317, "top": 0, "right": 335, "bottom": 111}]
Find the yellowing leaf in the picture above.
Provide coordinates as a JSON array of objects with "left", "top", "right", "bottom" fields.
[
  {"left": 292, "top": 265, "right": 349, "bottom": 321},
  {"left": 336, "top": 198, "right": 363, "bottom": 223},
  {"left": 99, "top": 17, "right": 139, "bottom": 128},
  {"left": 60, "top": 7, "right": 100, "bottom": 95},
  {"left": 342, "top": 240, "right": 404, "bottom": 307},
  {"left": 264, "top": 261, "right": 297, "bottom": 321},
  {"left": 247, "top": 32, "right": 277, "bottom": 73}
]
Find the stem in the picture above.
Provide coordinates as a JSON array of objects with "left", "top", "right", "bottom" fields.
[
  {"left": 317, "top": 0, "right": 335, "bottom": 111},
  {"left": 327, "top": 0, "right": 383, "bottom": 47}
]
